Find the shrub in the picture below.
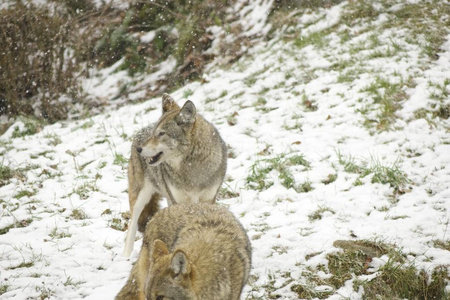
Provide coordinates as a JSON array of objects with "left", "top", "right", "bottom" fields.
[
  {"left": 112, "top": 0, "right": 238, "bottom": 81},
  {"left": 0, "top": 2, "right": 80, "bottom": 122},
  {"left": 0, "top": 0, "right": 246, "bottom": 121}
]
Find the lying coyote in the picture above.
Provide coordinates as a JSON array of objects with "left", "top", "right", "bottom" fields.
[{"left": 116, "top": 203, "right": 252, "bottom": 300}]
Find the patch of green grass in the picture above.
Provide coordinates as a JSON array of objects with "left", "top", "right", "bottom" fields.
[
  {"left": 0, "top": 218, "right": 33, "bottom": 235},
  {"left": 388, "top": 215, "right": 409, "bottom": 220},
  {"left": 434, "top": 104, "right": 450, "bottom": 120},
  {"left": 414, "top": 106, "right": 450, "bottom": 124},
  {"left": 354, "top": 263, "right": 449, "bottom": 300},
  {"left": 366, "top": 46, "right": 397, "bottom": 59},
  {"left": 291, "top": 282, "right": 333, "bottom": 299},
  {"left": 247, "top": 160, "right": 275, "bottom": 191},
  {"left": 327, "top": 239, "right": 395, "bottom": 289},
  {"left": 44, "top": 133, "right": 62, "bottom": 146},
  {"left": 231, "top": 91, "right": 245, "bottom": 99},
  {"left": 296, "top": 179, "right": 313, "bottom": 193},
  {"left": 227, "top": 112, "right": 238, "bottom": 126},
  {"left": 389, "top": 2, "right": 450, "bottom": 59},
  {"left": 35, "top": 284, "right": 53, "bottom": 300},
  {"left": 72, "top": 181, "right": 98, "bottom": 200},
  {"left": 244, "top": 66, "right": 270, "bottom": 86},
  {"left": 353, "top": 177, "right": 363, "bottom": 186},
  {"left": 279, "top": 169, "right": 295, "bottom": 190},
  {"left": 337, "top": 67, "right": 363, "bottom": 83},
  {"left": 324, "top": 239, "right": 448, "bottom": 298},
  {"left": 0, "top": 162, "right": 13, "bottom": 187},
  {"left": 413, "top": 108, "right": 437, "bottom": 126},
  {"left": 302, "top": 94, "right": 318, "bottom": 112},
  {"left": 183, "top": 89, "right": 194, "bottom": 98},
  {"left": 321, "top": 174, "right": 337, "bottom": 185},
  {"left": 337, "top": 151, "right": 409, "bottom": 192},
  {"left": 294, "top": 30, "right": 330, "bottom": 49},
  {"left": 101, "top": 209, "right": 112, "bottom": 216},
  {"left": 337, "top": 151, "right": 365, "bottom": 174},
  {"left": 287, "top": 154, "right": 311, "bottom": 168},
  {"left": 49, "top": 228, "right": 72, "bottom": 239},
  {"left": 433, "top": 239, "right": 450, "bottom": 251},
  {"left": 253, "top": 97, "right": 267, "bottom": 107},
  {"left": 341, "top": 0, "right": 379, "bottom": 25},
  {"left": 7, "top": 261, "right": 34, "bottom": 270},
  {"left": 0, "top": 282, "right": 9, "bottom": 295},
  {"left": 308, "top": 206, "right": 335, "bottom": 222},
  {"left": 73, "top": 119, "right": 94, "bottom": 132},
  {"left": 330, "top": 59, "right": 354, "bottom": 72},
  {"left": 14, "top": 189, "right": 36, "bottom": 199},
  {"left": 257, "top": 271, "right": 294, "bottom": 299},
  {"left": 109, "top": 217, "right": 127, "bottom": 231},
  {"left": 11, "top": 119, "right": 41, "bottom": 138},
  {"left": 79, "top": 160, "right": 95, "bottom": 171},
  {"left": 283, "top": 119, "right": 302, "bottom": 131},
  {"left": 414, "top": 79, "right": 450, "bottom": 120},
  {"left": 367, "top": 159, "right": 410, "bottom": 191},
  {"left": 113, "top": 153, "right": 128, "bottom": 166},
  {"left": 63, "top": 276, "right": 84, "bottom": 287},
  {"left": 246, "top": 153, "right": 311, "bottom": 191},
  {"left": 219, "top": 90, "right": 228, "bottom": 98},
  {"left": 429, "top": 79, "right": 450, "bottom": 102},
  {"left": 361, "top": 76, "right": 409, "bottom": 131},
  {"left": 70, "top": 208, "right": 88, "bottom": 220}
]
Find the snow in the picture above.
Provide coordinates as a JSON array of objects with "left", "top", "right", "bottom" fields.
[
  {"left": 139, "top": 31, "right": 156, "bottom": 43},
  {"left": 1, "top": 1, "right": 450, "bottom": 299}
]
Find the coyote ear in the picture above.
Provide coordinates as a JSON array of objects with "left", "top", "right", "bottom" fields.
[
  {"left": 162, "top": 93, "right": 179, "bottom": 113},
  {"left": 171, "top": 250, "right": 191, "bottom": 276},
  {"left": 175, "top": 101, "right": 196, "bottom": 126},
  {"left": 152, "top": 240, "right": 169, "bottom": 262}
]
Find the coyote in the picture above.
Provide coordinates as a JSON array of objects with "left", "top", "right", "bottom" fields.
[
  {"left": 116, "top": 203, "right": 252, "bottom": 300},
  {"left": 123, "top": 94, "right": 227, "bottom": 256}
]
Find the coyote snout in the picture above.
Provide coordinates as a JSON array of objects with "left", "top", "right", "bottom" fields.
[{"left": 136, "top": 138, "right": 167, "bottom": 166}]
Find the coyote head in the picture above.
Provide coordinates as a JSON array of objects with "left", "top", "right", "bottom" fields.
[
  {"left": 145, "top": 240, "right": 196, "bottom": 300},
  {"left": 137, "top": 94, "right": 197, "bottom": 166}
]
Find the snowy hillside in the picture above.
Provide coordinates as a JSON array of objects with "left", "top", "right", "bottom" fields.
[{"left": 1, "top": 1, "right": 450, "bottom": 299}]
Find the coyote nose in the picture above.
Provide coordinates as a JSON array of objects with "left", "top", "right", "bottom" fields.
[{"left": 136, "top": 147, "right": 142, "bottom": 153}]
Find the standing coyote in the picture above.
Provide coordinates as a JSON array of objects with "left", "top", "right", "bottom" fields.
[
  {"left": 116, "top": 203, "right": 252, "bottom": 300},
  {"left": 123, "top": 93, "right": 227, "bottom": 256}
]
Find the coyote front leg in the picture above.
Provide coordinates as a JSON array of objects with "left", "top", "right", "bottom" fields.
[{"left": 123, "top": 182, "right": 153, "bottom": 256}]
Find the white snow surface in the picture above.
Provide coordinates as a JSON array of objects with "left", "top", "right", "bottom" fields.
[{"left": 1, "top": 1, "right": 450, "bottom": 299}]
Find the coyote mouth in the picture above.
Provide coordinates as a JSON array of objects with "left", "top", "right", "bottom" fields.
[{"left": 148, "top": 152, "right": 163, "bottom": 165}]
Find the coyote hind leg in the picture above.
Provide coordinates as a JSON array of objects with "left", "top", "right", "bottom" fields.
[{"left": 137, "top": 194, "right": 161, "bottom": 233}]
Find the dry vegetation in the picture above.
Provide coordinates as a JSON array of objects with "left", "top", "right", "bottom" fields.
[{"left": 0, "top": 0, "right": 249, "bottom": 124}]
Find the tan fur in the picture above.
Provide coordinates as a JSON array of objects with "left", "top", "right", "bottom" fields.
[
  {"left": 116, "top": 203, "right": 252, "bottom": 300},
  {"left": 123, "top": 94, "right": 227, "bottom": 256}
]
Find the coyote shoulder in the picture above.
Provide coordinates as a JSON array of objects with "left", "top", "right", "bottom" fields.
[{"left": 116, "top": 203, "right": 252, "bottom": 300}]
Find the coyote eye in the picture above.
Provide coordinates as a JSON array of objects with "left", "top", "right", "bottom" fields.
[
  {"left": 157, "top": 131, "right": 166, "bottom": 138},
  {"left": 156, "top": 296, "right": 164, "bottom": 300}
]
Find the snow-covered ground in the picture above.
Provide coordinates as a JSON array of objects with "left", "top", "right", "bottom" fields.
[{"left": 1, "top": 1, "right": 449, "bottom": 299}]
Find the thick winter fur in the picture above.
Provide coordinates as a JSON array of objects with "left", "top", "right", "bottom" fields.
[
  {"left": 116, "top": 203, "right": 252, "bottom": 300},
  {"left": 123, "top": 94, "right": 227, "bottom": 256}
]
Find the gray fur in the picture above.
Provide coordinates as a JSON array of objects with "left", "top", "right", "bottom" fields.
[
  {"left": 123, "top": 93, "right": 227, "bottom": 256},
  {"left": 131, "top": 102, "right": 227, "bottom": 202}
]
